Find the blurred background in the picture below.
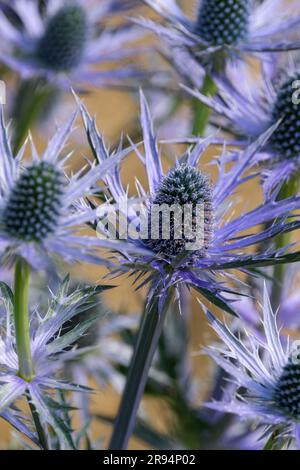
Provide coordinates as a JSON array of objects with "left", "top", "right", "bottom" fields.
[{"left": 0, "top": 0, "right": 283, "bottom": 449}]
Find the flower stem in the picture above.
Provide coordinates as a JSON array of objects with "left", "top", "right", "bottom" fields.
[
  {"left": 14, "top": 258, "right": 34, "bottom": 381},
  {"left": 271, "top": 174, "right": 299, "bottom": 309},
  {"left": 108, "top": 287, "right": 174, "bottom": 450},
  {"left": 192, "top": 73, "right": 216, "bottom": 137},
  {"left": 12, "top": 78, "right": 58, "bottom": 154}
]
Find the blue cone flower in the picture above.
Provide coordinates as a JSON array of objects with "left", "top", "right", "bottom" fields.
[
  {"left": 203, "top": 285, "right": 300, "bottom": 449},
  {"left": 185, "top": 57, "right": 300, "bottom": 195},
  {"left": 79, "top": 91, "right": 300, "bottom": 315},
  {"left": 137, "top": 0, "right": 300, "bottom": 82},
  {"left": 0, "top": 106, "right": 128, "bottom": 271},
  {"left": 0, "top": 277, "right": 111, "bottom": 449},
  {"left": 0, "top": 0, "right": 144, "bottom": 90}
]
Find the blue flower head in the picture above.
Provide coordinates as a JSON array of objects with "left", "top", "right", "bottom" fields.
[
  {"left": 138, "top": 0, "right": 300, "bottom": 79},
  {"left": 0, "top": 277, "right": 111, "bottom": 448},
  {"left": 185, "top": 57, "right": 300, "bottom": 195},
  {"left": 0, "top": 106, "right": 124, "bottom": 272},
  {"left": 0, "top": 0, "right": 144, "bottom": 89},
  {"left": 143, "top": 162, "right": 214, "bottom": 260},
  {"left": 36, "top": 4, "right": 88, "bottom": 72},
  {"left": 194, "top": 0, "right": 250, "bottom": 46},
  {"left": 79, "top": 91, "right": 300, "bottom": 315},
  {"left": 203, "top": 285, "right": 300, "bottom": 449}
]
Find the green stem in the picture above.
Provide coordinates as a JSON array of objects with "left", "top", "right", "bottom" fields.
[
  {"left": 14, "top": 258, "right": 34, "bottom": 381},
  {"left": 108, "top": 286, "right": 174, "bottom": 450},
  {"left": 14, "top": 261, "right": 48, "bottom": 449},
  {"left": 12, "top": 78, "right": 58, "bottom": 154},
  {"left": 192, "top": 73, "right": 217, "bottom": 137}
]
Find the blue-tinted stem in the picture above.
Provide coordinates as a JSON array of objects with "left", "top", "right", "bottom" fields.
[{"left": 109, "top": 287, "right": 174, "bottom": 450}]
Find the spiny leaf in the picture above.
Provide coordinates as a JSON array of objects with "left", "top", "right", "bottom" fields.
[{"left": 193, "top": 286, "right": 238, "bottom": 316}]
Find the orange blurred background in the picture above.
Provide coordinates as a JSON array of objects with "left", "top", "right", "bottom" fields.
[{"left": 0, "top": 0, "right": 290, "bottom": 449}]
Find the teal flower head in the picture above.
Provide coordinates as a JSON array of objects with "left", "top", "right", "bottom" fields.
[
  {"left": 0, "top": 0, "right": 144, "bottom": 90},
  {"left": 77, "top": 91, "right": 300, "bottom": 317},
  {"left": 185, "top": 56, "right": 300, "bottom": 195},
  {"left": 137, "top": 0, "right": 300, "bottom": 83},
  {"left": 0, "top": 106, "right": 125, "bottom": 272},
  {"left": 203, "top": 286, "right": 300, "bottom": 449}
]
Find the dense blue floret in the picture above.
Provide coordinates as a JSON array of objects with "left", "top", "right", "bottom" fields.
[
  {"left": 36, "top": 5, "right": 88, "bottom": 71},
  {"left": 144, "top": 164, "right": 214, "bottom": 258},
  {"left": 274, "top": 360, "right": 300, "bottom": 419},
  {"left": 270, "top": 75, "right": 300, "bottom": 158},
  {"left": 3, "top": 162, "right": 65, "bottom": 241},
  {"left": 195, "top": 0, "right": 250, "bottom": 45}
]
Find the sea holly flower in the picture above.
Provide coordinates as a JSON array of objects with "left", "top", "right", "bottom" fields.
[
  {"left": 185, "top": 57, "right": 300, "bottom": 194},
  {"left": 0, "top": 106, "right": 128, "bottom": 271},
  {"left": 203, "top": 286, "right": 300, "bottom": 449},
  {"left": 0, "top": 277, "right": 110, "bottom": 449},
  {"left": 0, "top": 0, "right": 144, "bottom": 90},
  {"left": 78, "top": 90, "right": 300, "bottom": 449},
  {"left": 79, "top": 91, "right": 300, "bottom": 315},
  {"left": 137, "top": 0, "right": 300, "bottom": 78}
]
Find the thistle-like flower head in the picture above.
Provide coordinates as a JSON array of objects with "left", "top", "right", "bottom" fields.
[
  {"left": 35, "top": 4, "right": 88, "bottom": 73},
  {"left": 137, "top": 0, "right": 300, "bottom": 82},
  {"left": 3, "top": 161, "right": 65, "bottom": 242},
  {"left": 0, "top": 106, "right": 124, "bottom": 272},
  {"left": 195, "top": 0, "right": 250, "bottom": 46},
  {"left": 79, "top": 91, "right": 300, "bottom": 315},
  {"left": 0, "top": 277, "right": 111, "bottom": 448},
  {"left": 0, "top": 0, "right": 143, "bottom": 89},
  {"left": 185, "top": 57, "right": 300, "bottom": 195},
  {"left": 144, "top": 163, "right": 214, "bottom": 260},
  {"left": 203, "top": 286, "right": 300, "bottom": 448},
  {"left": 269, "top": 73, "right": 300, "bottom": 158}
]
